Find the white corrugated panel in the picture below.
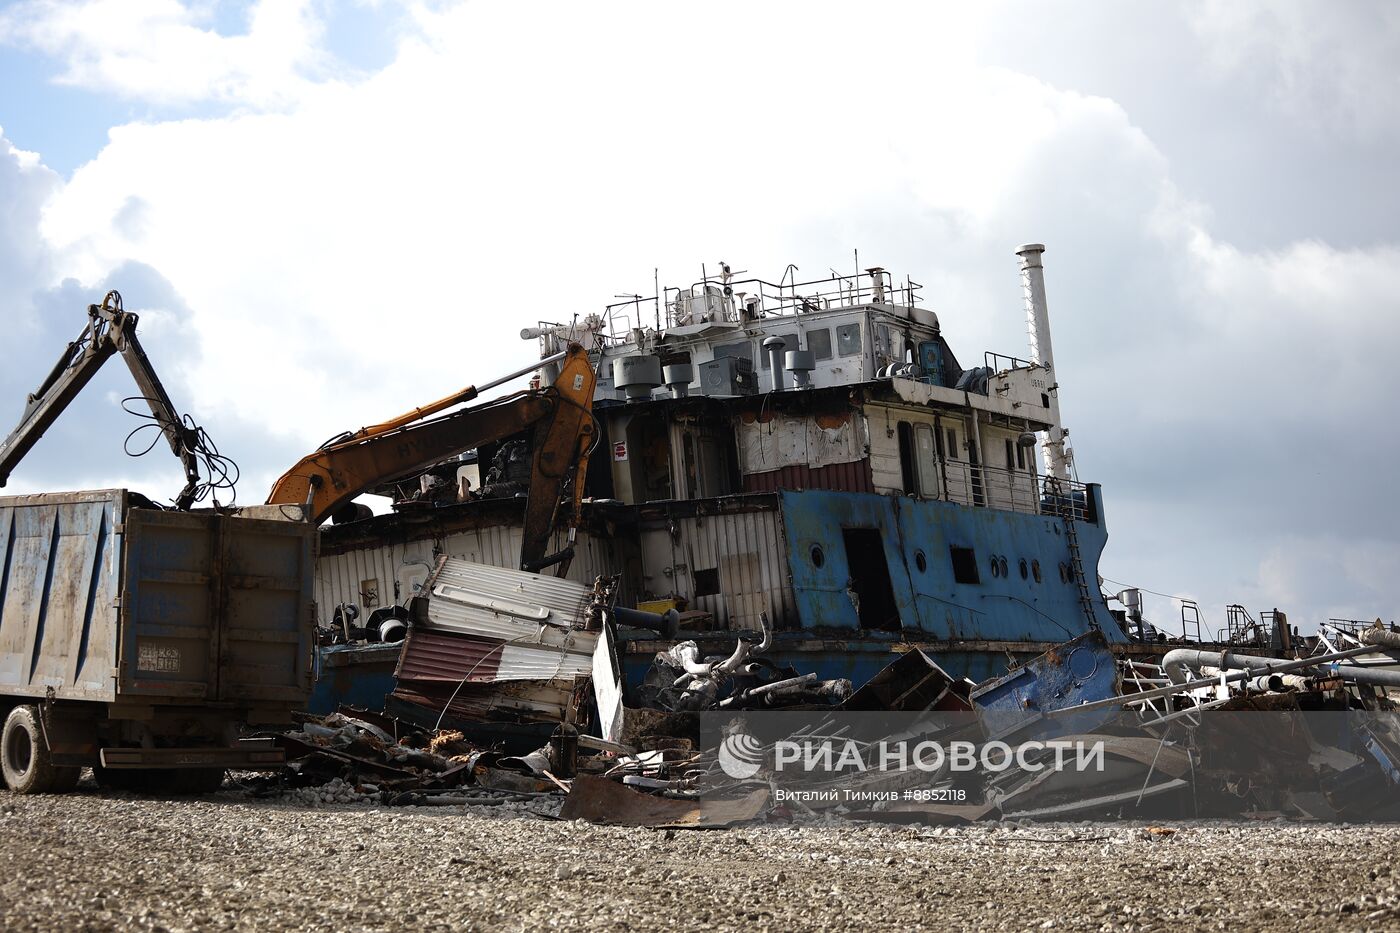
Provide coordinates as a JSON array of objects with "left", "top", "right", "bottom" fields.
[
  {"left": 315, "top": 525, "right": 620, "bottom": 625},
  {"left": 638, "top": 506, "right": 794, "bottom": 632},
  {"left": 495, "top": 641, "right": 596, "bottom": 680},
  {"left": 426, "top": 557, "right": 595, "bottom": 645}
]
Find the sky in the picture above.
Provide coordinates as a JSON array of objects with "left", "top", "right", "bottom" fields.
[{"left": 0, "top": 0, "right": 1396, "bottom": 636}]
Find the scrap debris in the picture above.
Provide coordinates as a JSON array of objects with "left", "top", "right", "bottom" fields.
[{"left": 270, "top": 558, "right": 1400, "bottom": 830}]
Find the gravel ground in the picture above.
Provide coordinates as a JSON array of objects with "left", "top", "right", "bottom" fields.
[{"left": 2, "top": 777, "right": 1399, "bottom": 932}]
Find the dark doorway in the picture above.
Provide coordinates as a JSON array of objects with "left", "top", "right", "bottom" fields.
[
  {"left": 842, "top": 528, "right": 901, "bottom": 631},
  {"left": 627, "top": 414, "right": 673, "bottom": 501},
  {"left": 896, "top": 421, "right": 917, "bottom": 494}
]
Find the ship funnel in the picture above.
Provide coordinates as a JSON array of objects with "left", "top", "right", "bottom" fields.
[
  {"left": 763, "top": 336, "right": 787, "bottom": 391},
  {"left": 1016, "top": 243, "right": 1069, "bottom": 480}
]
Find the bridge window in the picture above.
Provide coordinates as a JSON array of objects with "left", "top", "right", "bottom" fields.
[
  {"left": 807, "top": 328, "right": 833, "bottom": 361},
  {"left": 836, "top": 323, "right": 862, "bottom": 357}
]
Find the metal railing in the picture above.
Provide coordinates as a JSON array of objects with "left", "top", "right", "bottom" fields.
[
  {"left": 1037, "top": 475, "right": 1094, "bottom": 522},
  {"left": 984, "top": 351, "right": 1035, "bottom": 374},
  {"left": 596, "top": 267, "right": 927, "bottom": 341},
  {"left": 931, "top": 460, "right": 1094, "bottom": 522}
]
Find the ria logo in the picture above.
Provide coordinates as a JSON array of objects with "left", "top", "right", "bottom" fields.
[{"left": 718, "top": 732, "right": 764, "bottom": 779}]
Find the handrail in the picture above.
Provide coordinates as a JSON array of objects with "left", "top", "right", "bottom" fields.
[{"left": 593, "top": 267, "right": 929, "bottom": 340}]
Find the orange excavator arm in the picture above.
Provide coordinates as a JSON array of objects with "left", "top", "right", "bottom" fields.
[{"left": 267, "top": 345, "right": 597, "bottom": 571}]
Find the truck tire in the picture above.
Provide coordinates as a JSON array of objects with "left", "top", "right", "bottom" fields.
[{"left": 1, "top": 705, "right": 80, "bottom": 794}]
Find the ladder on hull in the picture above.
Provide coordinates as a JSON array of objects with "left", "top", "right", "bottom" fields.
[{"left": 1046, "top": 478, "right": 1100, "bottom": 632}]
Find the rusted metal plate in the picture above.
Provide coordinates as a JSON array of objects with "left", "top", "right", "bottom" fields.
[
  {"left": 843, "top": 648, "right": 972, "bottom": 712},
  {"left": 218, "top": 512, "right": 316, "bottom": 703},
  {"left": 743, "top": 461, "right": 875, "bottom": 495},
  {"left": 390, "top": 676, "right": 580, "bottom": 726},
  {"left": 120, "top": 507, "right": 316, "bottom": 704}
]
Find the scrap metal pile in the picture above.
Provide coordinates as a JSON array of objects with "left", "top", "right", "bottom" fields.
[{"left": 274, "top": 556, "right": 1400, "bottom": 827}]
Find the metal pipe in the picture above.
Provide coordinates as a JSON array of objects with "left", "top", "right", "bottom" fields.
[
  {"left": 351, "top": 349, "right": 570, "bottom": 440},
  {"left": 476, "top": 349, "right": 571, "bottom": 396},
  {"left": 763, "top": 336, "right": 787, "bottom": 391},
  {"left": 747, "top": 673, "right": 817, "bottom": 697},
  {"left": 1318, "top": 662, "right": 1400, "bottom": 688},
  {"left": 1165, "top": 647, "right": 1400, "bottom": 689},
  {"left": 1046, "top": 644, "right": 1391, "bottom": 717},
  {"left": 1163, "top": 648, "right": 1276, "bottom": 684}
]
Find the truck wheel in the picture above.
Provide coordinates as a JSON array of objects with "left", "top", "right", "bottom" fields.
[{"left": 1, "top": 705, "right": 79, "bottom": 794}]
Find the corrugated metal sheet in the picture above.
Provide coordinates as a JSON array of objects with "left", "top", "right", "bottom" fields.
[
  {"left": 425, "top": 558, "right": 594, "bottom": 640},
  {"left": 390, "top": 557, "right": 597, "bottom": 726},
  {"left": 396, "top": 628, "right": 596, "bottom": 684},
  {"left": 315, "top": 524, "right": 619, "bottom": 626},
  {"left": 742, "top": 461, "right": 874, "bottom": 495},
  {"left": 637, "top": 504, "right": 796, "bottom": 631}
]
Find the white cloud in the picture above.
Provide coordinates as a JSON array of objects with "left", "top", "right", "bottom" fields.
[
  {"left": 1188, "top": 0, "right": 1400, "bottom": 139},
  {"left": 4, "top": 1, "right": 1398, "bottom": 626},
  {"left": 0, "top": 0, "right": 337, "bottom": 108}
]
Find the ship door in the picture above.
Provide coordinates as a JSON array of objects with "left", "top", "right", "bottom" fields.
[
  {"left": 625, "top": 414, "right": 673, "bottom": 502},
  {"left": 841, "top": 528, "right": 900, "bottom": 631}
]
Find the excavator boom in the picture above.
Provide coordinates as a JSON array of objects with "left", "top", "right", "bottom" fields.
[
  {"left": 0, "top": 291, "right": 205, "bottom": 509},
  {"left": 266, "top": 344, "right": 597, "bottom": 571}
]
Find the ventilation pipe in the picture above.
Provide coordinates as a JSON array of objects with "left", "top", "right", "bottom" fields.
[
  {"left": 763, "top": 336, "right": 787, "bottom": 391},
  {"left": 663, "top": 362, "right": 693, "bottom": 399},
  {"left": 1016, "top": 244, "right": 1069, "bottom": 481},
  {"left": 613, "top": 355, "right": 663, "bottom": 400},
  {"left": 1119, "top": 588, "right": 1145, "bottom": 641},
  {"left": 786, "top": 349, "right": 816, "bottom": 388}
]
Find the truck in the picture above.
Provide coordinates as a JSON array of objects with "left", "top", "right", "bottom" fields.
[
  {"left": 0, "top": 491, "right": 314, "bottom": 792},
  {"left": 0, "top": 292, "right": 315, "bottom": 792}
]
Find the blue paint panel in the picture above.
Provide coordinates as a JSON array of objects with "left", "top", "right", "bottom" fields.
[
  {"left": 971, "top": 631, "right": 1120, "bottom": 737},
  {"left": 308, "top": 643, "right": 401, "bottom": 715},
  {"left": 780, "top": 488, "right": 1124, "bottom": 644},
  {"left": 779, "top": 491, "right": 918, "bottom": 631}
]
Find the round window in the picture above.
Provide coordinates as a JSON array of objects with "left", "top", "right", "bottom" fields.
[
  {"left": 810, "top": 544, "right": 825, "bottom": 568},
  {"left": 1032, "top": 560, "right": 1042, "bottom": 583},
  {"left": 1019, "top": 558, "right": 1028, "bottom": 580},
  {"left": 999, "top": 556, "right": 1009, "bottom": 578},
  {"left": 989, "top": 555, "right": 1001, "bottom": 577},
  {"left": 914, "top": 550, "right": 928, "bottom": 573}
]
